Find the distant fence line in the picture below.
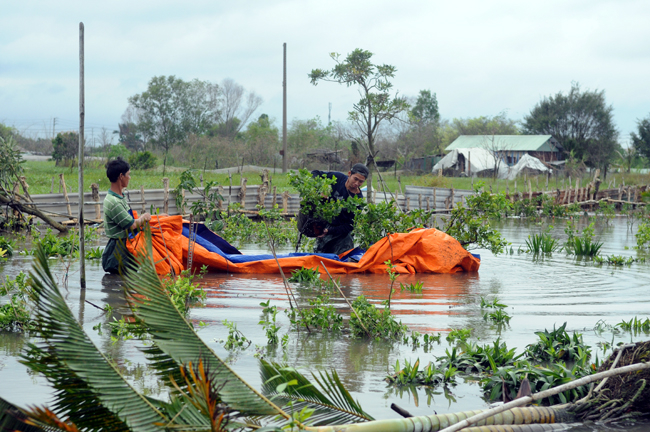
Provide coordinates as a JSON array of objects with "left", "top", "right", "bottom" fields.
[
  {"left": 15, "top": 173, "right": 648, "bottom": 226},
  {"left": 16, "top": 174, "right": 474, "bottom": 224}
]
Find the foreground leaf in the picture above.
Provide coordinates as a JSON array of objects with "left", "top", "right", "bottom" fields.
[{"left": 260, "top": 360, "right": 374, "bottom": 425}]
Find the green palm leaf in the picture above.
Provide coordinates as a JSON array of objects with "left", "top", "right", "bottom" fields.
[
  {"left": 25, "top": 244, "right": 169, "bottom": 432},
  {"left": 123, "top": 228, "right": 287, "bottom": 418},
  {"left": 260, "top": 360, "right": 374, "bottom": 426}
]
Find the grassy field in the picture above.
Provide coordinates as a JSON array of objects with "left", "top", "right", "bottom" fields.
[{"left": 22, "top": 160, "right": 650, "bottom": 196}]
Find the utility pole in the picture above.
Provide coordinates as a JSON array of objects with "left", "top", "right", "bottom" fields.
[
  {"left": 282, "top": 42, "right": 287, "bottom": 173},
  {"left": 328, "top": 102, "right": 332, "bottom": 125},
  {"left": 52, "top": 117, "right": 57, "bottom": 138},
  {"left": 78, "top": 22, "right": 86, "bottom": 289}
]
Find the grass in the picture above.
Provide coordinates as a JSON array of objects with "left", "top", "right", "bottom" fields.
[{"left": 20, "top": 160, "right": 650, "bottom": 196}]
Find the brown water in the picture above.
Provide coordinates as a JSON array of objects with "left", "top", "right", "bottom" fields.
[{"left": 2, "top": 217, "right": 650, "bottom": 429}]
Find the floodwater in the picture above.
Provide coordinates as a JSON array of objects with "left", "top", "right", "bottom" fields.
[{"left": 1, "top": 216, "right": 650, "bottom": 429}]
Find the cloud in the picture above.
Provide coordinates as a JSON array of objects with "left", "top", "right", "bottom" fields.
[{"left": 0, "top": 0, "right": 649, "bottom": 139}]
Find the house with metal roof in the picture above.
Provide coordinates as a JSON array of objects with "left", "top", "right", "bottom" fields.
[{"left": 445, "top": 135, "right": 563, "bottom": 166}]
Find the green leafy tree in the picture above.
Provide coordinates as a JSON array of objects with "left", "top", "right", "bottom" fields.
[
  {"left": 631, "top": 115, "right": 650, "bottom": 161},
  {"left": 395, "top": 90, "right": 443, "bottom": 163},
  {"left": 51, "top": 131, "right": 80, "bottom": 166},
  {"left": 309, "top": 49, "right": 410, "bottom": 202},
  {"left": 410, "top": 89, "right": 440, "bottom": 124},
  {"left": 241, "top": 114, "right": 279, "bottom": 166},
  {"left": 127, "top": 75, "right": 220, "bottom": 174},
  {"left": 523, "top": 82, "right": 619, "bottom": 174}
]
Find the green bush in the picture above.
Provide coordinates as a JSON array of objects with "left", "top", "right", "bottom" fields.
[
  {"left": 349, "top": 295, "right": 407, "bottom": 340},
  {"left": 128, "top": 151, "right": 157, "bottom": 170},
  {"left": 636, "top": 222, "right": 650, "bottom": 249}
]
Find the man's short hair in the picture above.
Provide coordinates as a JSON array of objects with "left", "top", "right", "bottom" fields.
[
  {"left": 106, "top": 157, "right": 130, "bottom": 183},
  {"left": 350, "top": 163, "right": 369, "bottom": 179}
]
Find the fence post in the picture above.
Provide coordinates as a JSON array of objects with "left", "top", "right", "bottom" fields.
[
  {"left": 272, "top": 186, "right": 277, "bottom": 208},
  {"left": 59, "top": 173, "right": 72, "bottom": 217},
  {"left": 163, "top": 177, "right": 169, "bottom": 214},
  {"left": 418, "top": 194, "right": 422, "bottom": 210},
  {"left": 450, "top": 186, "right": 455, "bottom": 209},
  {"left": 91, "top": 183, "right": 100, "bottom": 220},
  {"left": 406, "top": 196, "right": 411, "bottom": 211},
  {"left": 140, "top": 185, "right": 146, "bottom": 214},
  {"left": 239, "top": 177, "right": 248, "bottom": 209},
  {"left": 282, "top": 191, "right": 289, "bottom": 213},
  {"left": 433, "top": 188, "right": 437, "bottom": 209}
]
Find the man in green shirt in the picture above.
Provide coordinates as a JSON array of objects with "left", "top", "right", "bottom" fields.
[{"left": 102, "top": 158, "right": 151, "bottom": 274}]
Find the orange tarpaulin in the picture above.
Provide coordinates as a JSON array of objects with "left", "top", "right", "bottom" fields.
[{"left": 127, "top": 215, "right": 480, "bottom": 275}]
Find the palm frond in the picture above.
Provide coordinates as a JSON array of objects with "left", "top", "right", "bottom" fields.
[
  {"left": 24, "top": 244, "right": 169, "bottom": 432},
  {"left": 123, "top": 227, "right": 287, "bottom": 418},
  {"left": 259, "top": 360, "right": 374, "bottom": 426}
]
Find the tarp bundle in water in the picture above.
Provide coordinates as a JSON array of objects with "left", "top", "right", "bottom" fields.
[{"left": 127, "top": 216, "right": 480, "bottom": 275}]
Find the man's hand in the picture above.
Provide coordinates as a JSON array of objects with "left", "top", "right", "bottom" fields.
[
  {"left": 317, "top": 228, "right": 329, "bottom": 238},
  {"left": 132, "top": 212, "right": 151, "bottom": 229}
]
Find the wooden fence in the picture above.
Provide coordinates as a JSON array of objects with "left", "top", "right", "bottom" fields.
[{"left": 16, "top": 175, "right": 474, "bottom": 224}]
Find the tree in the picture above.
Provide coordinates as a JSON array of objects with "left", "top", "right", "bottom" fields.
[
  {"left": 394, "top": 90, "right": 443, "bottom": 165},
  {"left": 523, "top": 83, "right": 619, "bottom": 174},
  {"left": 309, "top": 49, "right": 409, "bottom": 202},
  {"left": 214, "top": 78, "right": 263, "bottom": 139},
  {"left": 51, "top": 132, "right": 80, "bottom": 166},
  {"left": 241, "top": 114, "right": 279, "bottom": 166},
  {"left": 631, "top": 115, "right": 650, "bottom": 161},
  {"left": 410, "top": 89, "right": 440, "bottom": 124},
  {"left": 127, "top": 76, "right": 220, "bottom": 174}
]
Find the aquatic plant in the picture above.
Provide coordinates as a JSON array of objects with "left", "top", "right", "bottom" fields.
[
  {"left": 221, "top": 319, "right": 251, "bottom": 350},
  {"left": 259, "top": 302, "right": 283, "bottom": 346},
  {"left": 446, "top": 328, "right": 471, "bottom": 343},
  {"left": 443, "top": 183, "right": 510, "bottom": 254},
  {"left": 596, "top": 201, "right": 616, "bottom": 225},
  {"left": 162, "top": 266, "right": 207, "bottom": 315},
  {"left": 480, "top": 296, "right": 511, "bottom": 325},
  {"left": 636, "top": 221, "right": 650, "bottom": 249},
  {"left": 288, "top": 266, "right": 321, "bottom": 284},
  {"left": 593, "top": 254, "right": 638, "bottom": 266},
  {"left": 85, "top": 246, "right": 102, "bottom": 260},
  {"left": 564, "top": 221, "right": 603, "bottom": 256},
  {"left": 349, "top": 295, "right": 407, "bottom": 340},
  {"left": 399, "top": 280, "right": 423, "bottom": 293},
  {"left": 386, "top": 358, "right": 458, "bottom": 387},
  {"left": 352, "top": 201, "right": 433, "bottom": 250},
  {"left": 0, "top": 236, "right": 15, "bottom": 256},
  {"left": 525, "top": 322, "right": 591, "bottom": 363},
  {"left": 0, "top": 272, "right": 34, "bottom": 332},
  {"left": 525, "top": 231, "right": 560, "bottom": 254},
  {"left": 616, "top": 316, "right": 650, "bottom": 333},
  {"left": 384, "top": 260, "right": 399, "bottom": 309},
  {"left": 287, "top": 292, "right": 343, "bottom": 332}
]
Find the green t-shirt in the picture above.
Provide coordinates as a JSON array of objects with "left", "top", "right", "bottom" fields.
[{"left": 103, "top": 190, "right": 135, "bottom": 239}]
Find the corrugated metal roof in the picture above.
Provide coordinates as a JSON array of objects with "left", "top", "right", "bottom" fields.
[{"left": 445, "top": 135, "right": 558, "bottom": 152}]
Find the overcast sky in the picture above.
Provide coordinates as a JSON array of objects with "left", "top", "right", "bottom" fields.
[{"left": 1, "top": 0, "right": 649, "bottom": 145}]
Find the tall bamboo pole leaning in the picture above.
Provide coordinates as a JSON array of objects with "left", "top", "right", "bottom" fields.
[
  {"left": 78, "top": 22, "right": 86, "bottom": 289},
  {"left": 282, "top": 42, "right": 288, "bottom": 173}
]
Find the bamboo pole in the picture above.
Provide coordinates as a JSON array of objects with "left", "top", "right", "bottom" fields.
[
  {"left": 439, "top": 362, "right": 650, "bottom": 432},
  {"left": 140, "top": 185, "right": 146, "bottom": 214},
  {"left": 239, "top": 177, "right": 248, "bottom": 208},
  {"left": 162, "top": 177, "right": 169, "bottom": 214},
  {"left": 78, "top": 21, "right": 86, "bottom": 289}
]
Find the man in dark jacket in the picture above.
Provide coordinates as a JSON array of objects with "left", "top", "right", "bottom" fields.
[{"left": 310, "top": 163, "right": 368, "bottom": 255}]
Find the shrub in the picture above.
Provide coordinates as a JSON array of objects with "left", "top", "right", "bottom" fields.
[{"left": 128, "top": 151, "right": 157, "bottom": 170}]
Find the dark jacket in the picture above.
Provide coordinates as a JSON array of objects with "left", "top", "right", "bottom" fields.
[{"left": 310, "top": 170, "right": 363, "bottom": 238}]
